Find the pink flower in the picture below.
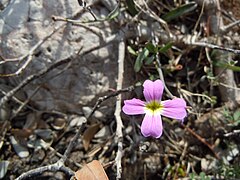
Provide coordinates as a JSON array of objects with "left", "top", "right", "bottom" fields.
[{"left": 122, "top": 79, "right": 187, "bottom": 138}]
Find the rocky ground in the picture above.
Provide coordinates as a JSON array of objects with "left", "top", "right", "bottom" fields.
[{"left": 0, "top": 0, "right": 240, "bottom": 179}]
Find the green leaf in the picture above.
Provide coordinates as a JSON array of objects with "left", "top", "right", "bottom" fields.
[
  {"left": 146, "top": 42, "right": 157, "bottom": 53},
  {"left": 199, "top": 172, "right": 210, "bottom": 180},
  {"left": 189, "top": 173, "right": 196, "bottom": 180},
  {"left": 127, "top": 46, "right": 137, "bottom": 56},
  {"left": 233, "top": 111, "right": 240, "bottom": 121},
  {"left": 224, "top": 64, "right": 240, "bottom": 71},
  {"left": 178, "top": 167, "right": 185, "bottom": 177},
  {"left": 126, "top": 0, "right": 138, "bottom": 16},
  {"left": 199, "top": 172, "right": 206, "bottom": 179},
  {"left": 159, "top": 42, "right": 173, "bottom": 53},
  {"left": 134, "top": 48, "right": 149, "bottom": 72},
  {"left": 107, "top": 2, "right": 120, "bottom": 20},
  {"left": 162, "top": 2, "right": 197, "bottom": 22},
  {"left": 145, "top": 55, "right": 155, "bottom": 65},
  {"left": 213, "top": 61, "right": 240, "bottom": 72}
]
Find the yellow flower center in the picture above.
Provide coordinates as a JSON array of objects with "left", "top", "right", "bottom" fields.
[{"left": 145, "top": 101, "right": 163, "bottom": 114}]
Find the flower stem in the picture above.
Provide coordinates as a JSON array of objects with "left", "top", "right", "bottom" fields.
[{"left": 155, "top": 58, "right": 174, "bottom": 99}]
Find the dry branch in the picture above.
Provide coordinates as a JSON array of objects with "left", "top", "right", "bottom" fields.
[
  {"left": 14, "top": 85, "right": 134, "bottom": 179},
  {"left": 16, "top": 162, "right": 74, "bottom": 180},
  {"left": 195, "top": 0, "right": 239, "bottom": 102},
  {"left": 0, "top": 56, "right": 73, "bottom": 108},
  {"left": 114, "top": 39, "right": 125, "bottom": 180}
]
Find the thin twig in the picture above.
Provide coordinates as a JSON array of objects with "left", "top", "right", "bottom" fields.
[
  {"left": 222, "top": 19, "right": 240, "bottom": 34},
  {"left": 15, "top": 85, "right": 134, "bottom": 179},
  {"left": 191, "top": 41, "right": 240, "bottom": 54},
  {"left": 48, "top": 146, "right": 82, "bottom": 168},
  {"left": 181, "top": 124, "right": 220, "bottom": 159},
  {"left": 193, "top": 0, "right": 206, "bottom": 33},
  {"left": 173, "top": 142, "right": 188, "bottom": 179},
  {"left": 180, "top": 88, "right": 213, "bottom": 103},
  {"left": 16, "top": 162, "right": 74, "bottom": 180},
  {"left": 219, "top": 82, "right": 240, "bottom": 91},
  {"left": 60, "top": 126, "right": 85, "bottom": 164},
  {"left": 0, "top": 31, "right": 121, "bottom": 109},
  {"left": 114, "top": 39, "right": 125, "bottom": 180},
  {"left": 85, "top": 6, "right": 98, "bottom": 21},
  {"left": 0, "top": 25, "right": 63, "bottom": 76},
  {"left": 52, "top": 15, "right": 105, "bottom": 40},
  {"left": 133, "top": 0, "right": 172, "bottom": 38},
  {"left": 77, "top": 0, "right": 98, "bottom": 21},
  {"left": 196, "top": 100, "right": 240, "bottom": 123},
  {"left": 0, "top": 56, "right": 73, "bottom": 108},
  {"left": 10, "top": 86, "right": 41, "bottom": 120},
  {"left": 155, "top": 58, "right": 174, "bottom": 99},
  {"left": 57, "top": 85, "right": 134, "bottom": 163},
  {"left": 224, "top": 129, "right": 240, "bottom": 137},
  {"left": 54, "top": 0, "right": 120, "bottom": 24},
  {"left": 88, "top": 86, "right": 135, "bottom": 119},
  {"left": 59, "top": 86, "right": 133, "bottom": 166}
]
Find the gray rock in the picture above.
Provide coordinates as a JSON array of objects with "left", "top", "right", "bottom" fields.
[
  {"left": 226, "top": 147, "right": 239, "bottom": 162},
  {"left": 69, "top": 115, "right": 87, "bottom": 127},
  {"left": 0, "top": 0, "right": 118, "bottom": 113},
  {"left": 0, "top": 160, "right": 9, "bottom": 179},
  {"left": 94, "top": 125, "right": 110, "bottom": 138},
  {"left": 201, "top": 156, "right": 217, "bottom": 172},
  {"left": 94, "top": 110, "right": 104, "bottom": 119},
  {"left": 82, "top": 106, "right": 92, "bottom": 118},
  {"left": 9, "top": 136, "right": 29, "bottom": 158},
  {"left": 0, "top": 0, "right": 29, "bottom": 33}
]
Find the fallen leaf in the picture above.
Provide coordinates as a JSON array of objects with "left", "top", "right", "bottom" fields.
[
  {"left": 83, "top": 123, "right": 100, "bottom": 151},
  {"left": 94, "top": 126, "right": 110, "bottom": 138},
  {"left": 75, "top": 160, "right": 109, "bottom": 180},
  {"left": 11, "top": 129, "right": 33, "bottom": 139}
]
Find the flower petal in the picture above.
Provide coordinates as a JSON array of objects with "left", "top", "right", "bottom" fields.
[
  {"left": 161, "top": 98, "right": 187, "bottom": 120},
  {"left": 143, "top": 80, "right": 164, "bottom": 102},
  {"left": 122, "top": 98, "right": 145, "bottom": 115},
  {"left": 141, "top": 113, "right": 163, "bottom": 138}
]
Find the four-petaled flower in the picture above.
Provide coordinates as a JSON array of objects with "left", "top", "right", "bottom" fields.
[{"left": 122, "top": 79, "right": 187, "bottom": 138}]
